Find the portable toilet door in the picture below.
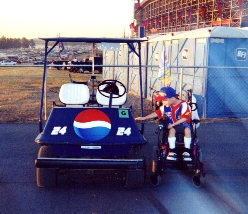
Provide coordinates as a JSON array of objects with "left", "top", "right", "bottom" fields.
[{"left": 206, "top": 36, "right": 248, "bottom": 118}]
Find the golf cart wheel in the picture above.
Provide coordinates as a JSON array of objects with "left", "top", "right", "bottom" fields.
[
  {"left": 36, "top": 146, "right": 58, "bottom": 188},
  {"left": 125, "top": 146, "right": 145, "bottom": 189}
]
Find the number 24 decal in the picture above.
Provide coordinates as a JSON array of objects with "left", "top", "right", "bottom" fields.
[
  {"left": 51, "top": 126, "right": 130, "bottom": 136},
  {"left": 51, "top": 126, "right": 67, "bottom": 135},
  {"left": 116, "top": 127, "right": 131, "bottom": 136}
]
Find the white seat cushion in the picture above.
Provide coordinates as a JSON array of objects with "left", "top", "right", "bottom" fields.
[
  {"left": 59, "top": 83, "right": 90, "bottom": 105},
  {"left": 96, "top": 84, "right": 126, "bottom": 106}
]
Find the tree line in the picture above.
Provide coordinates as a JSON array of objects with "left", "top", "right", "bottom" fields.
[{"left": 0, "top": 36, "right": 35, "bottom": 49}]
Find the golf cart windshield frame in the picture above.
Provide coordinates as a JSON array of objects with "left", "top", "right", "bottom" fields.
[{"left": 39, "top": 37, "right": 148, "bottom": 133}]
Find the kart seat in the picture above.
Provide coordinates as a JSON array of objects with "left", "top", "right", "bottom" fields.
[
  {"left": 59, "top": 83, "right": 90, "bottom": 106},
  {"left": 96, "top": 83, "right": 126, "bottom": 107}
]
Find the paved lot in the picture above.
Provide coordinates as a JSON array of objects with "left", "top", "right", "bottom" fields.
[{"left": 0, "top": 120, "right": 248, "bottom": 214}]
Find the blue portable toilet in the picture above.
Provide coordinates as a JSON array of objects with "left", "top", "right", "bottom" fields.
[{"left": 205, "top": 28, "right": 248, "bottom": 118}]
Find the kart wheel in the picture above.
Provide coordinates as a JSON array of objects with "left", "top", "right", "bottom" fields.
[{"left": 36, "top": 146, "right": 58, "bottom": 188}]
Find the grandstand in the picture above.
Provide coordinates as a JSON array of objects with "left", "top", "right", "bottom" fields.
[{"left": 132, "top": 0, "right": 248, "bottom": 36}]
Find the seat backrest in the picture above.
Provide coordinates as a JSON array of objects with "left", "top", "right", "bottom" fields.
[
  {"left": 59, "top": 83, "right": 90, "bottom": 105},
  {"left": 96, "top": 83, "right": 126, "bottom": 107}
]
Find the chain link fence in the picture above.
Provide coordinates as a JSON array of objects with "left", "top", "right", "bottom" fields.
[
  {"left": 1, "top": 65, "right": 247, "bottom": 122},
  {"left": 103, "top": 66, "right": 248, "bottom": 119}
]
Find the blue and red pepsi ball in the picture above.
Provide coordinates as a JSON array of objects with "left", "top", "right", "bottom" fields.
[{"left": 73, "top": 109, "right": 111, "bottom": 141}]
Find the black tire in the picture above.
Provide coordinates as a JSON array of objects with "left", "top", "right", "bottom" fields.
[
  {"left": 151, "top": 146, "right": 158, "bottom": 174},
  {"left": 149, "top": 146, "right": 162, "bottom": 186},
  {"left": 36, "top": 146, "right": 58, "bottom": 188},
  {"left": 150, "top": 173, "right": 162, "bottom": 187},
  {"left": 125, "top": 146, "right": 145, "bottom": 189},
  {"left": 192, "top": 146, "right": 205, "bottom": 188},
  {"left": 192, "top": 173, "right": 205, "bottom": 188},
  {"left": 198, "top": 147, "right": 203, "bottom": 163}
]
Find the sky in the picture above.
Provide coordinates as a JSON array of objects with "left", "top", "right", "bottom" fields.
[{"left": 0, "top": 0, "right": 135, "bottom": 39}]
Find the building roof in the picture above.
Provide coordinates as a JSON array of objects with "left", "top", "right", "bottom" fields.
[
  {"left": 39, "top": 37, "right": 148, "bottom": 43},
  {"left": 148, "top": 27, "right": 248, "bottom": 42}
]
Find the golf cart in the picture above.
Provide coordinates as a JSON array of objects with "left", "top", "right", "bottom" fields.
[{"left": 34, "top": 37, "right": 148, "bottom": 188}]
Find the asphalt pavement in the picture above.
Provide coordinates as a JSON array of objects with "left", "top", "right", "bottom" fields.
[{"left": 0, "top": 120, "right": 248, "bottom": 214}]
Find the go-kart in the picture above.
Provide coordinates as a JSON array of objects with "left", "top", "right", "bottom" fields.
[
  {"left": 34, "top": 37, "right": 148, "bottom": 188},
  {"left": 149, "top": 90, "right": 205, "bottom": 188}
]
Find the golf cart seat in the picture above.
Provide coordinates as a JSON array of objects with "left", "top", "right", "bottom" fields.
[{"left": 59, "top": 83, "right": 90, "bottom": 107}]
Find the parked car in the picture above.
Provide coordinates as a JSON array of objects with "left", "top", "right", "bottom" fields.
[
  {"left": 33, "top": 61, "right": 44, "bottom": 65},
  {"left": 0, "top": 60, "right": 16, "bottom": 65},
  {"left": 16, "top": 59, "right": 22, "bottom": 64}
]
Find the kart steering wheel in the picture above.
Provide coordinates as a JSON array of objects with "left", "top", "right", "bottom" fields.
[{"left": 98, "top": 80, "right": 126, "bottom": 98}]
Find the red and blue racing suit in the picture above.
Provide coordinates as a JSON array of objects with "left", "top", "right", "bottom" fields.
[{"left": 155, "top": 100, "right": 191, "bottom": 130}]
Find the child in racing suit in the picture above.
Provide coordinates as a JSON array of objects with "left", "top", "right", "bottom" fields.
[{"left": 135, "top": 86, "right": 192, "bottom": 161}]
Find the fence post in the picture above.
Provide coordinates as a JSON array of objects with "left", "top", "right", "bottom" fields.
[
  {"left": 127, "top": 50, "right": 130, "bottom": 92},
  {"left": 179, "top": 67, "right": 183, "bottom": 98}
]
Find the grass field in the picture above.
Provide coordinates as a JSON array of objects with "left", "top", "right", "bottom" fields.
[{"left": 0, "top": 67, "right": 102, "bottom": 123}]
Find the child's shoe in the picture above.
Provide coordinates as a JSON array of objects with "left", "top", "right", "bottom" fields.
[
  {"left": 167, "top": 152, "right": 177, "bottom": 160},
  {"left": 183, "top": 152, "right": 192, "bottom": 161}
]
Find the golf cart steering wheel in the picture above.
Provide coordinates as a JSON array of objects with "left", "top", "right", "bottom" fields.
[{"left": 98, "top": 80, "right": 126, "bottom": 98}]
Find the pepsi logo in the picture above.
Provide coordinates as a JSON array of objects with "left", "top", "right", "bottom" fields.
[{"left": 73, "top": 109, "right": 111, "bottom": 141}]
